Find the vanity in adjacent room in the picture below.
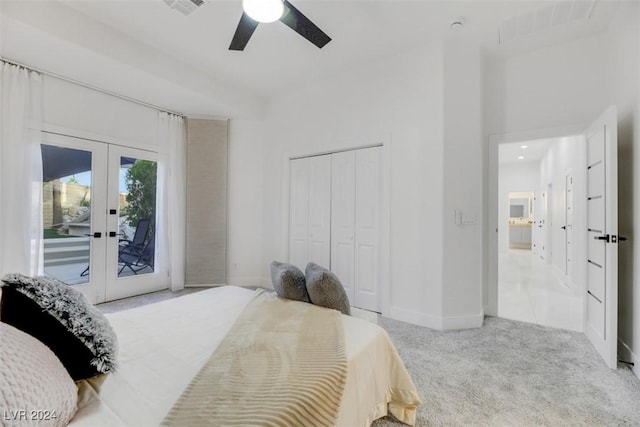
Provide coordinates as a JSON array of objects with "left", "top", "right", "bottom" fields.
[{"left": 509, "top": 197, "right": 533, "bottom": 249}]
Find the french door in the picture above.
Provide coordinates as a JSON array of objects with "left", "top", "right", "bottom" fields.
[{"left": 41, "top": 132, "right": 167, "bottom": 304}]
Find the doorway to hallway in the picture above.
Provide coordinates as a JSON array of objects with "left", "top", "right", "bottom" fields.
[{"left": 496, "top": 136, "right": 585, "bottom": 332}]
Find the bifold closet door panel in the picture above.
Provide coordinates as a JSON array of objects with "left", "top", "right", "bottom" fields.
[
  {"left": 354, "top": 147, "right": 381, "bottom": 312},
  {"left": 331, "top": 151, "right": 356, "bottom": 302},
  {"left": 288, "top": 158, "right": 310, "bottom": 271},
  {"left": 288, "top": 155, "right": 331, "bottom": 271},
  {"left": 307, "top": 155, "right": 332, "bottom": 268}
]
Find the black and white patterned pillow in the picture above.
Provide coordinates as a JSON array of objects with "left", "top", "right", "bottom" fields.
[{"left": 0, "top": 273, "right": 118, "bottom": 380}]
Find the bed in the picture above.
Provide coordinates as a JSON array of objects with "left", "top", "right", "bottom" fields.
[{"left": 68, "top": 286, "right": 420, "bottom": 426}]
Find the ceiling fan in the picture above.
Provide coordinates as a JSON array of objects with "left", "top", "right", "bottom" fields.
[{"left": 229, "top": 0, "right": 331, "bottom": 51}]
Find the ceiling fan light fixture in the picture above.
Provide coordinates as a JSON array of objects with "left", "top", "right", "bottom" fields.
[{"left": 242, "top": 0, "right": 284, "bottom": 23}]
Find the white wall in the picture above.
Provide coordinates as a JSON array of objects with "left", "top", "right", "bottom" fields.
[
  {"left": 441, "top": 39, "right": 484, "bottom": 326},
  {"left": 42, "top": 76, "right": 159, "bottom": 149},
  {"left": 498, "top": 160, "right": 540, "bottom": 253},
  {"left": 249, "top": 42, "right": 446, "bottom": 325},
  {"left": 606, "top": 1, "right": 640, "bottom": 378},
  {"left": 485, "top": 33, "right": 609, "bottom": 137}
]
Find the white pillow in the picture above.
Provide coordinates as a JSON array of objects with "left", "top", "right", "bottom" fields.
[{"left": 0, "top": 322, "right": 78, "bottom": 427}]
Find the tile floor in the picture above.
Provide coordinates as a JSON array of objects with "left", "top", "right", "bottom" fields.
[{"left": 498, "top": 249, "right": 583, "bottom": 332}]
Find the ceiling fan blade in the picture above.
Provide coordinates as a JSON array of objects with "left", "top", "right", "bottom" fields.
[
  {"left": 229, "top": 12, "right": 259, "bottom": 51},
  {"left": 279, "top": 0, "right": 331, "bottom": 49}
]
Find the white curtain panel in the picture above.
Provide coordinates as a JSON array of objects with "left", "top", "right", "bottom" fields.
[
  {"left": 157, "top": 112, "right": 186, "bottom": 290},
  {"left": 0, "top": 62, "right": 43, "bottom": 277}
]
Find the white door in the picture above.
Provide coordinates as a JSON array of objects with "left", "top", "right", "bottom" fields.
[
  {"left": 585, "top": 106, "right": 618, "bottom": 369},
  {"left": 307, "top": 155, "right": 332, "bottom": 268},
  {"left": 538, "top": 189, "right": 547, "bottom": 260},
  {"left": 545, "top": 183, "right": 553, "bottom": 264},
  {"left": 104, "top": 145, "right": 167, "bottom": 302},
  {"left": 565, "top": 173, "right": 574, "bottom": 282},
  {"left": 354, "top": 147, "right": 381, "bottom": 311},
  {"left": 531, "top": 191, "right": 541, "bottom": 256},
  {"left": 331, "top": 151, "right": 356, "bottom": 302},
  {"left": 289, "top": 158, "right": 310, "bottom": 271},
  {"left": 288, "top": 155, "right": 331, "bottom": 272}
]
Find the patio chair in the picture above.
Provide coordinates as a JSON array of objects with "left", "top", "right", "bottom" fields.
[
  {"left": 81, "top": 218, "right": 153, "bottom": 277},
  {"left": 118, "top": 220, "right": 154, "bottom": 275}
]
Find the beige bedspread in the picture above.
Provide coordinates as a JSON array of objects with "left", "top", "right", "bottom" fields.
[{"left": 162, "top": 290, "right": 347, "bottom": 426}]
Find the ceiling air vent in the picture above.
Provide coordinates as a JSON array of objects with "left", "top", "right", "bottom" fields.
[
  {"left": 163, "top": 0, "right": 205, "bottom": 16},
  {"left": 499, "top": 0, "right": 595, "bottom": 44}
]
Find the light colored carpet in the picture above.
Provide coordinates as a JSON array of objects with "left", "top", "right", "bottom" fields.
[
  {"left": 97, "top": 290, "right": 640, "bottom": 426},
  {"left": 373, "top": 316, "right": 640, "bottom": 426}
]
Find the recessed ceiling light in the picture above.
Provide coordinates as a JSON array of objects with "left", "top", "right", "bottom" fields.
[
  {"left": 518, "top": 156, "right": 524, "bottom": 160},
  {"left": 521, "top": 145, "right": 528, "bottom": 149}
]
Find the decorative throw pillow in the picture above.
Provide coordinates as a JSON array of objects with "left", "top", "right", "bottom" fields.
[
  {"left": 305, "top": 262, "right": 351, "bottom": 315},
  {"left": 270, "top": 261, "right": 310, "bottom": 303},
  {"left": 0, "top": 321, "right": 78, "bottom": 427},
  {"left": 0, "top": 273, "right": 118, "bottom": 380}
]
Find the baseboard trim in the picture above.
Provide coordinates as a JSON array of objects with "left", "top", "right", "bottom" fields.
[
  {"left": 225, "top": 276, "right": 265, "bottom": 287},
  {"left": 388, "top": 306, "right": 484, "bottom": 330},
  {"left": 388, "top": 306, "right": 443, "bottom": 329},
  {"left": 441, "top": 310, "right": 485, "bottom": 330},
  {"left": 618, "top": 338, "right": 639, "bottom": 379}
]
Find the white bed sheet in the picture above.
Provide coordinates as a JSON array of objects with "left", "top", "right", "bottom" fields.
[{"left": 71, "top": 286, "right": 418, "bottom": 426}]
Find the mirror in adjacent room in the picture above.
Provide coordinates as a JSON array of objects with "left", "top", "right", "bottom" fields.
[{"left": 508, "top": 191, "right": 534, "bottom": 249}]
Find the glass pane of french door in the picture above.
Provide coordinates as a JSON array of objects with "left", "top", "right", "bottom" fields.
[
  {"left": 40, "top": 134, "right": 108, "bottom": 304},
  {"left": 117, "top": 157, "right": 157, "bottom": 278}
]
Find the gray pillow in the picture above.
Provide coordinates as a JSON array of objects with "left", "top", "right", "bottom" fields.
[
  {"left": 305, "top": 262, "right": 351, "bottom": 315},
  {"left": 270, "top": 261, "right": 310, "bottom": 303}
]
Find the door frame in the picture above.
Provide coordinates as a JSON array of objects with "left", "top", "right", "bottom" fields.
[
  {"left": 282, "top": 137, "right": 391, "bottom": 316},
  {"left": 486, "top": 124, "right": 584, "bottom": 316}
]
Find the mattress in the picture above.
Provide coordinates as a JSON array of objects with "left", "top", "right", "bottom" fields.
[{"left": 71, "top": 286, "right": 419, "bottom": 426}]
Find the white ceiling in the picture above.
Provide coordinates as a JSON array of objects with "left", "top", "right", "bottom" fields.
[
  {"left": 0, "top": 0, "right": 618, "bottom": 117},
  {"left": 499, "top": 138, "right": 552, "bottom": 164}
]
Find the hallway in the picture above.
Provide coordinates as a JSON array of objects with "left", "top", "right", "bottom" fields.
[{"left": 498, "top": 249, "right": 583, "bottom": 332}]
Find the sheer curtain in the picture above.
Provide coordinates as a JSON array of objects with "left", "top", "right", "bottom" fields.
[
  {"left": 157, "top": 112, "right": 186, "bottom": 290},
  {"left": 0, "top": 62, "right": 43, "bottom": 276}
]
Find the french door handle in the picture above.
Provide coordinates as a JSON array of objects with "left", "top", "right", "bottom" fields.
[
  {"left": 594, "top": 234, "right": 610, "bottom": 242},
  {"left": 85, "top": 232, "right": 102, "bottom": 238},
  {"left": 109, "top": 231, "right": 124, "bottom": 238},
  {"left": 561, "top": 226, "right": 566, "bottom": 230}
]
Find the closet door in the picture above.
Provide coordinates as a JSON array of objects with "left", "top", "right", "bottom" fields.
[
  {"left": 289, "top": 158, "right": 310, "bottom": 271},
  {"left": 288, "top": 155, "right": 331, "bottom": 271},
  {"left": 354, "top": 147, "right": 381, "bottom": 311},
  {"left": 307, "top": 155, "right": 332, "bottom": 268},
  {"left": 331, "top": 151, "right": 356, "bottom": 302}
]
